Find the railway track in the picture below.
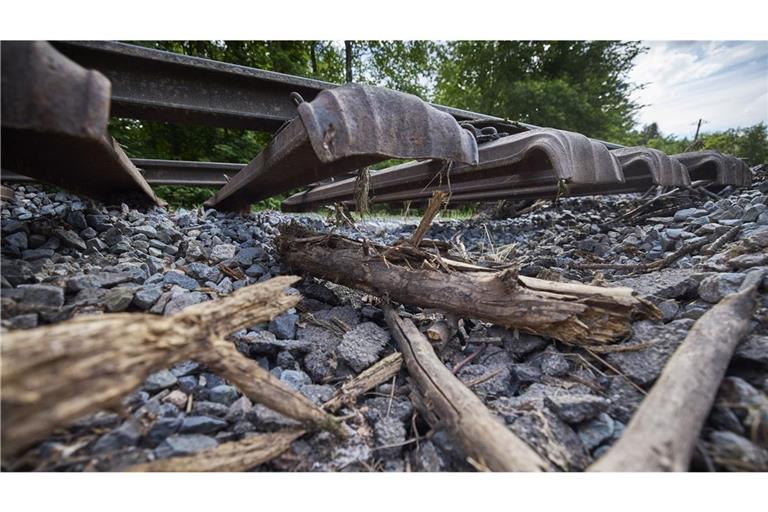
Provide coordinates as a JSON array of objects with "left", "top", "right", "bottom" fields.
[{"left": 1, "top": 41, "right": 754, "bottom": 212}]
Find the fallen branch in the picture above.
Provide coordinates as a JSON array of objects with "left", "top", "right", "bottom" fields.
[
  {"left": 1, "top": 276, "right": 340, "bottom": 456},
  {"left": 409, "top": 191, "right": 447, "bottom": 247},
  {"left": 383, "top": 304, "right": 549, "bottom": 472},
  {"left": 590, "top": 273, "right": 763, "bottom": 471},
  {"left": 577, "top": 234, "right": 713, "bottom": 273},
  {"left": 128, "top": 351, "right": 403, "bottom": 471},
  {"left": 278, "top": 226, "right": 659, "bottom": 345}
]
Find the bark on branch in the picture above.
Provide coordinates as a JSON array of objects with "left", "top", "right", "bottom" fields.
[
  {"left": 278, "top": 226, "right": 659, "bottom": 345},
  {"left": 590, "top": 273, "right": 763, "bottom": 471},
  {"left": 1, "top": 276, "right": 341, "bottom": 456},
  {"left": 383, "top": 304, "right": 549, "bottom": 471}
]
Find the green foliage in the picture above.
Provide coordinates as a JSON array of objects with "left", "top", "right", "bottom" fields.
[
  {"left": 626, "top": 122, "right": 767, "bottom": 164},
  {"left": 434, "top": 41, "right": 644, "bottom": 140}
]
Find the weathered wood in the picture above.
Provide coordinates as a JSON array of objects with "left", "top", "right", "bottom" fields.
[
  {"left": 278, "top": 227, "right": 659, "bottom": 344},
  {"left": 127, "top": 350, "right": 403, "bottom": 471},
  {"left": 590, "top": 274, "right": 762, "bottom": 471},
  {"left": 383, "top": 304, "right": 549, "bottom": 472},
  {"left": 323, "top": 352, "right": 403, "bottom": 412},
  {"left": 129, "top": 430, "right": 305, "bottom": 472},
  {"left": 410, "top": 191, "right": 447, "bottom": 247},
  {"left": 0, "top": 276, "right": 342, "bottom": 456}
]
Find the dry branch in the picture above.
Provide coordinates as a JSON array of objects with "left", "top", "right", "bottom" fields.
[
  {"left": 409, "top": 191, "right": 447, "bottom": 247},
  {"left": 1, "top": 276, "right": 341, "bottom": 456},
  {"left": 278, "top": 226, "right": 659, "bottom": 344},
  {"left": 127, "top": 351, "right": 403, "bottom": 471},
  {"left": 383, "top": 304, "right": 549, "bottom": 472},
  {"left": 590, "top": 275, "right": 762, "bottom": 471}
]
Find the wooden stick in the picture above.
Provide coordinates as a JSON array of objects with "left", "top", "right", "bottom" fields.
[
  {"left": 278, "top": 228, "right": 659, "bottom": 344},
  {"left": 127, "top": 351, "right": 403, "bottom": 471},
  {"left": 409, "top": 191, "right": 447, "bottom": 247},
  {"left": 383, "top": 304, "right": 549, "bottom": 472},
  {"left": 322, "top": 352, "right": 403, "bottom": 412},
  {"left": 0, "top": 276, "right": 341, "bottom": 456},
  {"left": 590, "top": 275, "right": 762, "bottom": 471}
]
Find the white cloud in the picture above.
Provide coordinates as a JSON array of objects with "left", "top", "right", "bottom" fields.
[{"left": 629, "top": 41, "right": 768, "bottom": 137}]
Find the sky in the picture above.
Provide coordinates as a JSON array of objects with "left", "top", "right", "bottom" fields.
[{"left": 629, "top": 41, "right": 768, "bottom": 138}]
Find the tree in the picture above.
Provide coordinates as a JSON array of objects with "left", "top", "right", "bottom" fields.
[{"left": 434, "top": 41, "right": 645, "bottom": 140}]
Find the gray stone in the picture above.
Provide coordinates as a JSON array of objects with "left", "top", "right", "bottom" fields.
[
  {"left": 179, "top": 416, "right": 228, "bottom": 434},
  {"left": 144, "top": 369, "right": 178, "bottom": 392},
  {"left": 147, "top": 417, "right": 182, "bottom": 445},
  {"left": 674, "top": 208, "right": 708, "bottom": 223},
  {"left": 577, "top": 413, "right": 615, "bottom": 451},
  {"left": 606, "top": 319, "right": 692, "bottom": 386},
  {"left": 540, "top": 351, "right": 570, "bottom": 377},
  {"left": 708, "top": 405, "right": 745, "bottom": 436},
  {"left": 657, "top": 299, "right": 680, "bottom": 322},
  {"left": 246, "top": 404, "right": 301, "bottom": 431},
  {"left": 299, "top": 384, "right": 336, "bottom": 405},
  {"left": 236, "top": 246, "right": 264, "bottom": 267},
  {"left": 735, "top": 335, "right": 768, "bottom": 365},
  {"left": 163, "top": 270, "right": 198, "bottom": 290},
  {"left": 5, "top": 313, "right": 38, "bottom": 329},
  {"left": 177, "top": 375, "right": 198, "bottom": 394},
  {"left": 363, "top": 396, "right": 413, "bottom": 423},
  {"left": 154, "top": 434, "right": 218, "bottom": 459},
  {"left": 54, "top": 229, "right": 87, "bottom": 251},
  {"left": 458, "top": 363, "right": 511, "bottom": 398},
  {"left": 208, "top": 385, "right": 239, "bottom": 406},
  {"left": 105, "top": 287, "right": 135, "bottom": 312},
  {"left": 163, "top": 291, "right": 208, "bottom": 315},
  {"left": 22, "top": 248, "right": 54, "bottom": 260},
  {"left": 170, "top": 360, "right": 200, "bottom": 377},
  {"left": 708, "top": 430, "right": 768, "bottom": 471},
  {"left": 17, "top": 284, "right": 64, "bottom": 308},
  {"left": 191, "top": 401, "right": 229, "bottom": 418},
  {"left": 511, "top": 363, "right": 542, "bottom": 383},
  {"left": 729, "top": 252, "right": 768, "bottom": 269},
  {"left": 613, "top": 268, "right": 705, "bottom": 300},
  {"left": 239, "top": 330, "right": 312, "bottom": 356},
  {"left": 134, "top": 225, "right": 158, "bottom": 238},
  {"left": 743, "top": 226, "right": 768, "bottom": 249},
  {"left": 268, "top": 312, "right": 299, "bottom": 340},
  {"left": 303, "top": 349, "right": 337, "bottom": 383},
  {"left": 86, "top": 214, "right": 111, "bottom": 231},
  {"left": 336, "top": 322, "right": 390, "bottom": 372},
  {"left": 499, "top": 331, "right": 549, "bottom": 355},
  {"left": 698, "top": 273, "right": 745, "bottom": 303},
  {"left": 209, "top": 243, "right": 236, "bottom": 263},
  {"left": 92, "top": 419, "right": 143, "bottom": 454},
  {"left": 410, "top": 440, "right": 448, "bottom": 472},
  {"left": 4, "top": 231, "right": 28, "bottom": 251},
  {"left": 508, "top": 405, "right": 592, "bottom": 471},
  {"left": 185, "top": 262, "right": 221, "bottom": 283},
  {"left": 314, "top": 306, "right": 361, "bottom": 329},
  {"left": 133, "top": 286, "right": 163, "bottom": 310},
  {"left": 374, "top": 415, "right": 407, "bottom": 458},
  {"left": 280, "top": 369, "right": 312, "bottom": 390},
  {"left": 545, "top": 394, "right": 610, "bottom": 424},
  {"left": 244, "top": 264, "right": 266, "bottom": 278},
  {"left": 225, "top": 396, "right": 253, "bottom": 422}
]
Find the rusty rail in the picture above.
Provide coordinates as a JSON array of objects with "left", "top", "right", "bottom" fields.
[
  {"left": 204, "top": 83, "right": 478, "bottom": 211},
  {"left": 1, "top": 42, "right": 160, "bottom": 205}
]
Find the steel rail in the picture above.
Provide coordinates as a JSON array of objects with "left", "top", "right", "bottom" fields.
[
  {"left": 1, "top": 41, "right": 161, "bottom": 205},
  {"left": 52, "top": 41, "right": 623, "bottom": 149},
  {"left": 2, "top": 159, "right": 245, "bottom": 187}
]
